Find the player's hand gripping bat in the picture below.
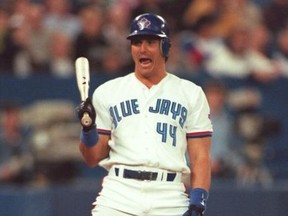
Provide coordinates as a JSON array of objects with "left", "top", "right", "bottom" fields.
[{"left": 75, "top": 57, "right": 93, "bottom": 127}]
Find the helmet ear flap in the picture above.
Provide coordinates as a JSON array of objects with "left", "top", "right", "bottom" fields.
[{"left": 160, "top": 38, "right": 171, "bottom": 58}]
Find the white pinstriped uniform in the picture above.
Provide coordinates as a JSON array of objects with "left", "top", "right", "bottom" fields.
[{"left": 91, "top": 72, "right": 213, "bottom": 216}]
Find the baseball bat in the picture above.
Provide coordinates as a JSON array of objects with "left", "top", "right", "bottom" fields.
[{"left": 75, "top": 57, "right": 93, "bottom": 127}]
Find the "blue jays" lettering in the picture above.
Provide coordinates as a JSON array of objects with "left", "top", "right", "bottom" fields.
[
  {"left": 109, "top": 98, "right": 187, "bottom": 131},
  {"left": 109, "top": 99, "right": 140, "bottom": 127},
  {"left": 149, "top": 98, "right": 187, "bottom": 128}
]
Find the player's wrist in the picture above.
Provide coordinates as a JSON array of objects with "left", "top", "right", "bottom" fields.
[
  {"left": 80, "top": 125, "right": 99, "bottom": 147},
  {"left": 82, "top": 122, "right": 96, "bottom": 132},
  {"left": 189, "top": 188, "right": 209, "bottom": 215}
]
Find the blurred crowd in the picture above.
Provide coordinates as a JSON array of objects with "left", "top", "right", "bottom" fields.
[
  {"left": 0, "top": 0, "right": 287, "bottom": 187},
  {"left": 0, "top": 0, "right": 287, "bottom": 80}
]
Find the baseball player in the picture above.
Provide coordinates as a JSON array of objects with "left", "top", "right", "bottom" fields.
[{"left": 76, "top": 13, "right": 213, "bottom": 216}]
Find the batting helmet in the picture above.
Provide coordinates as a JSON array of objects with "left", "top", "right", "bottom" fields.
[{"left": 127, "top": 13, "right": 171, "bottom": 58}]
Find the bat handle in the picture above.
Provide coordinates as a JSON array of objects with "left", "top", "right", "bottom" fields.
[{"left": 81, "top": 112, "right": 93, "bottom": 127}]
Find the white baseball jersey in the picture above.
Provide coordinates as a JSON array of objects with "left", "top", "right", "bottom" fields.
[{"left": 92, "top": 72, "right": 213, "bottom": 174}]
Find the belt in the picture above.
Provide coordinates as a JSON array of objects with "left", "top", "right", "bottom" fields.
[{"left": 113, "top": 167, "right": 178, "bottom": 182}]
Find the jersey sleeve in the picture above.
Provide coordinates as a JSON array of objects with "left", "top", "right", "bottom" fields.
[
  {"left": 185, "top": 86, "right": 213, "bottom": 138},
  {"left": 92, "top": 86, "right": 112, "bottom": 135}
]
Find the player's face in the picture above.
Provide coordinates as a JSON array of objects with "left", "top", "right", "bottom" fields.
[{"left": 130, "top": 36, "right": 166, "bottom": 79}]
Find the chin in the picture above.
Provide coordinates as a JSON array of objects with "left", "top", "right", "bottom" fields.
[
  {"left": 140, "top": 68, "right": 154, "bottom": 77},
  {"left": 136, "top": 65, "right": 152, "bottom": 74}
]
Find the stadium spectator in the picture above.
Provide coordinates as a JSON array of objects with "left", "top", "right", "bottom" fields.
[
  {"left": 262, "top": 0, "right": 288, "bottom": 37},
  {"left": 0, "top": 0, "right": 32, "bottom": 76},
  {"left": 0, "top": 1, "right": 50, "bottom": 76},
  {"left": 129, "top": 0, "right": 162, "bottom": 22},
  {"left": 230, "top": 88, "right": 276, "bottom": 187},
  {"left": 25, "top": 3, "right": 51, "bottom": 74},
  {"left": 9, "top": 0, "right": 31, "bottom": 19},
  {"left": 271, "top": 27, "right": 288, "bottom": 78},
  {"left": 182, "top": 0, "right": 262, "bottom": 38},
  {"left": 0, "top": 102, "right": 34, "bottom": 184},
  {"left": 42, "top": 0, "right": 81, "bottom": 40},
  {"left": 48, "top": 31, "right": 74, "bottom": 78},
  {"left": 73, "top": 5, "right": 109, "bottom": 74},
  {"left": 175, "top": 14, "right": 223, "bottom": 74},
  {"left": 0, "top": 7, "right": 10, "bottom": 74},
  {"left": 103, "top": 3, "right": 132, "bottom": 72},
  {"left": 204, "top": 22, "right": 280, "bottom": 83},
  {"left": 204, "top": 80, "right": 244, "bottom": 179},
  {"left": 101, "top": 46, "right": 131, "bottom": 76},
  {"left": 247, "top": 23, "right": 280, "bottom": 83},
  {"left": 204, "top": 24, "right": 252, "bottom": 79},
  {"left": 0, "top": 14, "right": 30, "bottom": 77}
]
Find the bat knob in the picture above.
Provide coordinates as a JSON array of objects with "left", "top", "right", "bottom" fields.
[{"left": 81, "top": 112, "right": 93, "bottom": 127}]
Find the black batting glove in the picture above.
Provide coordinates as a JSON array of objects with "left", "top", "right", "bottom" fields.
[
  {"left": 76, "top": 97, "right": 96, "bottom": 131},
  {"left": 183, "top": 206, "right": 204, "bottom": 216},
  {"left": 189, "top": 204, "right": 205, "bottom": 216}
]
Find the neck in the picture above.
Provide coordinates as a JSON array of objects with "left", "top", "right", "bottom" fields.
[{"left": 135, "top": 71, "right": 167, "bottom": 88}]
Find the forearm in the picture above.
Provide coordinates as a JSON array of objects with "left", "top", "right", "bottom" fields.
[
  {"left": 79, "top": 137, "right": 110, "bottom": 167},
  {"left": 190, "top": 155, "right": 211, "bottom": 191},
  {"left": 75, "top": 96, "right": 111, "bottom": 167},
  {"left": 79, "top": 128, "right": 110, "bottom": 167},
  {"left": 184, "top": 153, "right": 211, "bottom": 216}
]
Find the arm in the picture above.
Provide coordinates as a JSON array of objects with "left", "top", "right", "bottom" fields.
[
  {"left": 76, "top": 97, "right": 110, "bottom": 167},
  {"left": 79, "top": 133, "right": 110, "bottom": 167},
  {"left": 183, "top": 85, "right": 212, "bottom": 216},
  {"left": 183, "top": 136, "right": 211, "bottom": 216},
  {"left": 187, "top": 136, "right": 212, "bottom": 190}
]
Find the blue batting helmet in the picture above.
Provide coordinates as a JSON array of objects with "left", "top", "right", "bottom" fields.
[{"left": 127, "top": 13, "right": 171, "bottom": 58}]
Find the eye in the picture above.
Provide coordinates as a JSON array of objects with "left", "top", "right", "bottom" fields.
[
  {"left": 131, "top": 39, "right": 141, "bottom": 46},
  {"left": 147, "top": 39, "right": 158, "bottom": 44}
]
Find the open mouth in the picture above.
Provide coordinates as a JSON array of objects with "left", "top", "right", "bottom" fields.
[{"left": 139, "top": 58, "right": 152, "bottom": 65}]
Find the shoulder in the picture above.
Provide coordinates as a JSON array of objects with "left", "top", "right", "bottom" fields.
[
  {"left": 167, "top": 73, "right": 202, "bottom": 92},
  {"left": 166, "top": 73, "right": 206, "bottom": 106}
]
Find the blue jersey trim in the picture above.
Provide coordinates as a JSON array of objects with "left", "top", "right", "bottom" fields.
[
  {"left": 186, "top": 131, "right": 212, "bottom": 139},
  {"left": 97, "top": 129, "right": 111, "bottom": 135}
]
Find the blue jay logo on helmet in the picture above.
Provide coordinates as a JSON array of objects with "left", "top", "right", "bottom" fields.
[
  {"left": 127, "top": 13, "right": 171, "bottom": 58},
  {"left": 137, "top": 18, "right": 151, "bottom": 30}
]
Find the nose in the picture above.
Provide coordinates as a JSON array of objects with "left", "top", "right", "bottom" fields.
[{"left": 140, "top": 41, "right": 148, "bottom": 52}]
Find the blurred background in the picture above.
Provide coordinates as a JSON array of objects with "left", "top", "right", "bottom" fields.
[{"left": 0, "top": 0, "right": 288, "bottom": 216}]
